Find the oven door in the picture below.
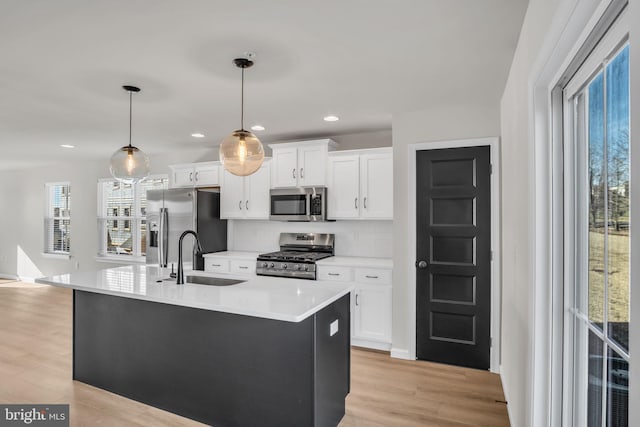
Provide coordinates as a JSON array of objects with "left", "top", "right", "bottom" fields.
[{"left": 269, "top": 189, "right": 310, "bottom": 221}]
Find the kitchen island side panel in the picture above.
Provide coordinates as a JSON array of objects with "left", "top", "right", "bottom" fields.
[{"left": 73, "top": 290, "right": 317, "bottom": 427}]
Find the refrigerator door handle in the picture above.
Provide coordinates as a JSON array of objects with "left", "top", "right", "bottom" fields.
[{"left": 159, "top": 207, "right": 169, "bottom": 267}]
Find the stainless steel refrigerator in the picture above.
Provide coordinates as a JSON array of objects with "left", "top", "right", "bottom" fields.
[{"left": 146, "top": 188, "right": 227, "bottom": 270}]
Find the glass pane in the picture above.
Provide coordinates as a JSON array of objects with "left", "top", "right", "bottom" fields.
[
  {"left": 102, "top": 181, "right": 133, "bottom": 217},
  {"left": 588, "top": 72, "right": 605, "bottom": 329},
  {"left": 106, "top": 220, "right": 133, "bottom": 256},
  {"left": 606, "top": 347, "right": 628, "bottom": 426},
  {"left": 587, "top": 330, "right": 604, "bottom": 426},
  {"left": 140, "top": 219, "right": 147, "bottom": 256},
  {"left": 606, "top": 46, "right": 630, "bottom": 353},
  {"left": 49, "top": 184, "right": 71, "bottom": 217},
  {"left": 52, "top": 219, "right": 71, "bottom": 252}
]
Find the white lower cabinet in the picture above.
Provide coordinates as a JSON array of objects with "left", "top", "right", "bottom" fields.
[
  {"left": 317, "top": 264, "right": 392, "bottom": 350},
  {"left": 203, "top": 255, "right": 256, "bottom": 276}
]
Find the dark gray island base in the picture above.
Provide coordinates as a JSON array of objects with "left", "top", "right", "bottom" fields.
[{"left": 73, "top": 290, "right": 350, "bottom": 427}]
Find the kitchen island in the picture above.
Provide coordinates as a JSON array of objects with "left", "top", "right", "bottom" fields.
[{"left": 36, "top": 265, "right": 352, "bottom": 427}]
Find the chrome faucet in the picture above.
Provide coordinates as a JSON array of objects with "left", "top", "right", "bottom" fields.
[{"left": 177, "top": 230, "right": 203, "bottom": 285}]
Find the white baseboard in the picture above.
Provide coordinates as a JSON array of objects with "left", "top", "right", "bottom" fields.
[
  {"left": 499, "top": 366, "right": 513, "bottom": 425},
  {"left": 390, "top": 348, "right": 411, "bottom": 360},
  {"left": 352, "top": 339, "right": 391, "bottom": 352},
  {"left": 0, "top": 273, "right": 19, "bottom": 280},
  {"left": 17, "top": 276, "right": 36, "bottom": 283}
]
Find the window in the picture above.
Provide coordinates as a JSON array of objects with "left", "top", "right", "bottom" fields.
[
  {"left": 97, "top": 176, "right": 167, "bottom": 259},
  {"left": 564, "top": 26, "right": 629, "bottom": 426},
  {"left": 44, "top": 182, "right": 71, "bottom": 255}
]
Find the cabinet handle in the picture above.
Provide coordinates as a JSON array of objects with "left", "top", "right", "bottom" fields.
[
  {"left": 300, "top": 168, "right": 304, "bottom": 179},
  {"left": 328, "top": 273, "right": 341, "bottom": 276},
  {"left": 364, "top": 197, "right": 367, "bottom": 209},
  {"left": 239, "top": 200, "right": 243, "bottom": 210},
  {"left": 365, "top": 275, "right": 379, "bottom": 279},
  {"left": 354, "top": 197, "right": 358, "bottom": 209},
  {"left": 195, "top": 171, "right": 199, "bottom": 181},
  {"left": 239, "top": 266, "right": 249, "bottom": 269},
  {"left": 245, "top": 200, "right": 249, "bottom": 210},
  {"left": 355, "top": 294, "right": 359, "bottom": 306},
  {"left": 292, "top": 168, "right": 296, "bottom": 179},
  {"left": 189, "top": 172, "right": 193, "bottom": 182},
  {"left": 211, "top": 263, "right": 221, "bottom": 267}
]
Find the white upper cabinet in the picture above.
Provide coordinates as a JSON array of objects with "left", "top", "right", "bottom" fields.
[
  {"left": 220, "top": 160, "right": 271, "bottom": 220},
  {"left": 169, "top": 162, "right": 220, "bottom": 188},
  {"left": 327, "top": 155, "right": 360, "bottom": 219},
  {"left": 360, "top": 152, "right": 394, "bottom": 219},
  {"left": 327, "top": 147, "right": 393, "bottom": 220},
  {"left": 269, "top": 139, "right": 336, "bottom": 188}
]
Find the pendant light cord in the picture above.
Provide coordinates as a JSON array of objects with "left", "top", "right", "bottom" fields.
[
  {"left": 240, "top": 66, "right": 245, "bottom": 130},
  {"left": 128, "top": 90, "right": 133, "bottom": 148}
]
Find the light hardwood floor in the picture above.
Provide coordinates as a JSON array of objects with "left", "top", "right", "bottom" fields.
[{"left": 0, "top": 284, "right": 510, "bottom": 427}]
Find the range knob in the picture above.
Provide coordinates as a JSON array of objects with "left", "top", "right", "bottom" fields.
[
  {"left": 282, "top": 263, "right": 288, "bottom": 269},
  {"left": 294, "top": 264, "right": 301, "bottom": 271},
  {"left": 262, "top": 262, "right": 268, "bottom": 268},
  {"left": 304, "top": 265, "right": 309, "bottom": 271},
  {"left": 269, "top": 263, "right": 275, "bottom": 268}
]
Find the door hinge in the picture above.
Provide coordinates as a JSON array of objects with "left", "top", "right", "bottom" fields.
[
  {"left": 489, "top": 164, "right": 493, "bottom": 175},
  {"left": 490, "top": 250, "right": 493, "bottom": 261},
  {"left": 490, "top": 337, "right": 493, "bottom": 347}
]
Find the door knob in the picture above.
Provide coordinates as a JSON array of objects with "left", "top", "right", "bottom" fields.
[{"left": 415, "top": 260, "right": 428, "bottom": 269}]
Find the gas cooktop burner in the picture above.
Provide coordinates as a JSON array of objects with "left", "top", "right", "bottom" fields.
[
  {"left": 257, "top": 251, "right": 333, "bottom": 263},
  {"left": 256, "top": 233, "right": 335, "bottom": 280}
]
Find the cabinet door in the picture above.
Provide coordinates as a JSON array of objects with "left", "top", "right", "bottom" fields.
[
  {"left": 327, "top": 156, "right": 360, "bottom": 219},
  {"left": 298, "top": 145, "right": 327, "bottom": 187},
  {"left": 271, "top": 147, "right": 298, "bottom": 188},
  {"left": 360, "top": 153, "right": 393, "bottom": 219},
  {"left": 245, "top": 162, "right": 271, "bottom": 219},
  {"left": 194, "top": 164, "right": 220, "bottom": 187},
  {"left": 171, "top": 166, "right": 194, "bottom": 188},
  {"left": 354, "top": 284, "right": 392, "bottom": 343},
  {"left": 220, "top": 170, "right": 245, "bottom": 219}
]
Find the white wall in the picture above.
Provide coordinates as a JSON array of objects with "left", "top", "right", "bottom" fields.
[
  {"left": 391, "top": 104, "right": 500, "bottom": 356},
  {"left": 0, "top": 148, "right": 216, "bottom": 279},
  {"left": 229, "top": 220, "right": 392, "bottom": 258}
]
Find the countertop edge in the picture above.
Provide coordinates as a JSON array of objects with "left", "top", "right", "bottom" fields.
[{"left": 35, "top": 277, "right": 353, "bottom": 323}]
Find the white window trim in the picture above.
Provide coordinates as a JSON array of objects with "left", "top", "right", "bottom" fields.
[
  {"left": 96, "top": 175, "right": 167, "bottom": 262},
  {"left": 44, "top": 181, "right": 71, "bottom": 257},
  {"left": 528, "top": 0, "right": 630, "bottom": 425}
]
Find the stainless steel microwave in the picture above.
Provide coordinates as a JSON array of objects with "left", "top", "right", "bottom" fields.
[{"left": 269, "top": 187, "right": 328, "bottom": 222}]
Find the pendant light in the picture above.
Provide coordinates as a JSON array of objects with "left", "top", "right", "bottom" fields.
[
  {"left": 219, "top": 58, "right": 264, "bottom": 176},
  {"left": 110, "top": 85, "right": 150, "bottom": 183}
]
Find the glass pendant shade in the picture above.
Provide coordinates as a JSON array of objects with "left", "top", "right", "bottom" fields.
[
  {"left": 110, "top": 145, "right": 150, "bottom": 184},
  {"left": 219, "top": 129, "right": 264, "bottom": 176}
]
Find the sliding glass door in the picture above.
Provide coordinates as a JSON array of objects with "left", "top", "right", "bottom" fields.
[{"left": 565, "top": 18, "right": 629, "bottom": 426}]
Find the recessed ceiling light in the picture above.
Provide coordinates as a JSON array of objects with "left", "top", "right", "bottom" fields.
[
  {"left": 323, "top": 115, "right": 339, "bottom": 122},
  {"left": 60, "top": 144, "right": 75, "bottom": 149},
  {"left": 251, "top": 125, "right": 265, "bottom": 131},
  {"left": 191, "top": 133, "right": 205, "bottom": 138}
]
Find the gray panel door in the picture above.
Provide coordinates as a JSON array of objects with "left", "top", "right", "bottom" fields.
[{"left": 416, "top": 146, "right": 491, "bottom": 370}]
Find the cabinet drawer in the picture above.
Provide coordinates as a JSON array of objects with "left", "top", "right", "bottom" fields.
[
  {"left": 204, "top": 258, "right": 230, "bottom": 274},
  {"left": 355, "top": 268, "right": 392, "bottom": 285},
  {"left": 317, "top": 266, "right": 354, "bottom": 282},
  {"left": 230, "top": 260, "right": 256, "bottom": 275}
]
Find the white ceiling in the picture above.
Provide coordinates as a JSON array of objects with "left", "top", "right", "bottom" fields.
[{"left": 0, "top": 0, "right": 528, "bottom": 171}]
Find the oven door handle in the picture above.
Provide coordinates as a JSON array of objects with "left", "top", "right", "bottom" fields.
[{"left": 306, "top": 193, "right": 311, "bottom": 219}]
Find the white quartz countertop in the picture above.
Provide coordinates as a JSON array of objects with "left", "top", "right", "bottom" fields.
[
  {"left": 203, "top": 251, "right": 260, "bottom": 260},
  {"left": 36, "top": 265, "right": 352, "bottom": 323},
  {"left": 316, "top": 256, "right": 393, "bottom": 269}
]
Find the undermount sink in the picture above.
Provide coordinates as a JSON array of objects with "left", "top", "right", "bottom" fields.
[{"left": 185, "top": 275, "right": 246, "bottom": 287}]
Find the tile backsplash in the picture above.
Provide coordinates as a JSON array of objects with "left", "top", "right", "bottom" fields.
[{"left": 228, "top": 220, "right": 393, "bottom": 258}]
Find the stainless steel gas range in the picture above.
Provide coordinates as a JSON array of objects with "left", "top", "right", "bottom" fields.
[{"left": 256, "top": 233, "right": 334, "bottom": 280}]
